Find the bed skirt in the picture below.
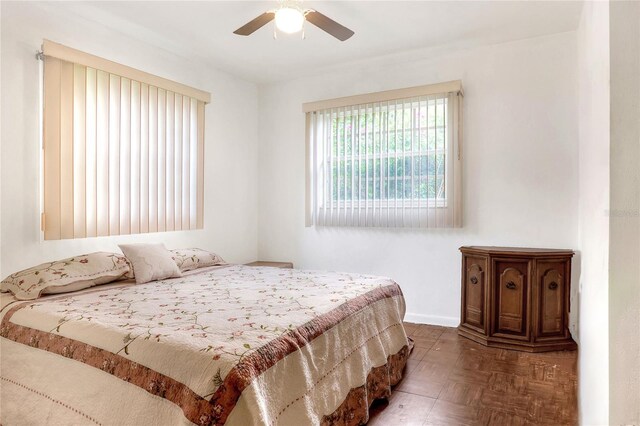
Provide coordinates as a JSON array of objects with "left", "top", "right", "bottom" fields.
[{"left": 322, "top": 340, "right": 413, "bottom": 426}]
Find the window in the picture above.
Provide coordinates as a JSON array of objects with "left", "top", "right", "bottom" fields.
[
  {"left": 304, "top": 81, "right": 463, "bottom": 228},
  {"left": 41, "top": 40, "right": 210, "bottom": 240}
]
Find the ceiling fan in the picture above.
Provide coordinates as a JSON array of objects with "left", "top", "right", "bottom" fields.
[{"left": 233, "top": 1, "right": 354, "bottom": 41}]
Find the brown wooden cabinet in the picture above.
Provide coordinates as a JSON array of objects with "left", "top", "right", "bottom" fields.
[{"left": 458, "top": 246, "right": 576, "bottom": 352}]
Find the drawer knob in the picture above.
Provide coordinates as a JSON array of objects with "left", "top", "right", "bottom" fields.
[
  {"left": 548, "top": 281, "right": 559, "bottom": 290},
  {"left": 505, "top": 281, "right": 517, "bottom": 290},
  {"left": 470, "top": 276, "right": 478, "bottom": 285}
]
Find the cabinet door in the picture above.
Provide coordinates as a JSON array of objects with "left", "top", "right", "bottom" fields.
[
  {"left": 461, "top": 255, "right": 487, "bottom": 332},
  {"left": 535, "top": 260, "right": 569, "bottom": 339},
  {"left": 492, "top": 259, "right": 530, "bottom": 339}
]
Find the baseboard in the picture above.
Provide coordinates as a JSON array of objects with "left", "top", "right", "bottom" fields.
[{"left": 404, "top": 313, "right": 460, "bottom": 328}]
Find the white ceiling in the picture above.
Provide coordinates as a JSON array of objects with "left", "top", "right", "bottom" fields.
[{"left": 38, "top": 1, "right": 584, "bottom": 84}]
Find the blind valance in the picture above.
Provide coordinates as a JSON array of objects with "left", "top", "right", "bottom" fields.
[
  {"left": 42, "top": 40, "right": 211, "bottom": 103},
  {"left": 302, "top": 80, "right": 462, "bottom": 113}
]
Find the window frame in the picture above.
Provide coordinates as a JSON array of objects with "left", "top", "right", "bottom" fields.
[{"left": 304, "top": 81, "right": 463, "bottom": 228}]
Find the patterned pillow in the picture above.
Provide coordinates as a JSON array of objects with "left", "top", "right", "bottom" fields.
[
  {"left": 170, "top": 248, "right": 227, "bottom": 272},
  {"left": 0, "top": 252, "right": 133, "bottom": 300},
  {"left": 119, "top": 243, "right": 182, "bottom": 284}
]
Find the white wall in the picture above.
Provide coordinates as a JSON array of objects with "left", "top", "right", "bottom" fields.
[
  {"left": 4, "top": 2, "right": 636, "bottom": 423},
  {"left": 0, "top": 2, "right": 260, "bottom": 277},
  {"left": 609, "top": 1, "right": 640, "bottom": 424},
  {"left": 575, "top": 2, "right": 611, "bottom": 424},
  {"left": 257, "top": 32, "right": 579, "bottom": 326}
]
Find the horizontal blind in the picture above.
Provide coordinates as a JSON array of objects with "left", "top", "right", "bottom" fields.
[
  {"left": 43, "top": 55, "right": 205, "bottom": 240},
  {"left": 306, "top": 89, "right": 462, "bottom": 228}
]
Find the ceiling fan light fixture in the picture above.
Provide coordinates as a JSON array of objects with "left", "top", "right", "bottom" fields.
[
  {"left": 233, "top": 3, "right": 354, "bottom": 41},
  {"left": 274, "top": 7, "right": 305, "bottom": 34}
]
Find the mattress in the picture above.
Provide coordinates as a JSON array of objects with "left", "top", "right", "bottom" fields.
[{"left": 0, "top": 265, "right": 410, "bottom": 425}]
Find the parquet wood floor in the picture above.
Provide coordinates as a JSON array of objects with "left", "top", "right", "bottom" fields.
[{"left": 368, "top": 323, "right": 578, "bottom": 425}]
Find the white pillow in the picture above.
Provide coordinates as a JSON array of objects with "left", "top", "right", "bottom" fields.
[{"left": 119, "top": 243, "right": 182, "bottom": 284}]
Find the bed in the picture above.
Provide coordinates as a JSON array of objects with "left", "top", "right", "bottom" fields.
[{"left": 0, "top": 264, "right": 411, "bottom": 425}]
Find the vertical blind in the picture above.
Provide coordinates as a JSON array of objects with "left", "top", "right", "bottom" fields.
[
  {"left": 42, "top": 41, "right": 209, "bottom": 240},
  {"left": 304, "top": 82, "right": 462, "bottom": 228}
]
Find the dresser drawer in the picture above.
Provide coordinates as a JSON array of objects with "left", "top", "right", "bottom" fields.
[
  {"left": 461, "top": 255, "right": 488, "bottom": 333},
  {"left": 491, "top": 259, "right": 531, "bottom": 340}
]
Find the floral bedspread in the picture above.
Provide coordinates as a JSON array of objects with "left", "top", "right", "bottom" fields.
[{"left": 1, "top": 265, "right": 408, "bottom": 425}]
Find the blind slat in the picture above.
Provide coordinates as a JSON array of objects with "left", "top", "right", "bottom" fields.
[
  {"left": 120, "top": 78, "right": 131, "bottom": 235},
  {"left": 339, "top": 107, "right": 345, "bottom": 226},
  {"left": 372, "top": 103, "right": 377, "bottom": 226},
  {"left": 181, "top": 97, "right": 190, "bottom": 230},
  {"left": 417, "top": 97, "right": 422, "bottom": 228},
  {"left": 166, "top": 91, "right": 175, "bottom": 232},
  {"left": 352, "top": 109, "right": 357, "bottom": 227},
  {"left": 434, "top": 97, "right": 440, "bottom": 228},
  {"left": 174, "top": 94, "right": 183, "bottom": 231},
  {"left": 394, "top": 100, "right": 399, "bottom": 227},
  {"left": 196, "top": 101, "right": 205, "bottom": 229},
  {"left": 108, "top": 74, "right": 121, "bottom": 236},
  {"left": 148, "top": 85, "right": 158, "bottom": 233},
  {"left": 60, "top": 61, "right": 74, "bottom": 239},
  {"left": 96, "top": 71, "right": 109, "bottom": 236},
  {"left": 140, "top": 83, "right": 149, "bottom": 233},
  {"left": 130, "top": 80, "right": 141, "bottom": 235},
  {"left": 73, "top": 65, "right": 87, "bottom": 238},
  {"left": 323, "top": 110, "right": 328, "bottom": 226},
  {"left": 385, "top": 101, "right": 391, "bottom": 227},
  {"left": 364, "top": 104, "right": 369, "bottom": 227},
  {"left": 426, "top": 96, "right": 432, "bottom": 228},
  {"left": 44, "top": 58, "right": 61, "bottom": 240},
  {"left": 350, "top": 105, "right": 355, "bottom": 227},
  {"left": 378, "top": 102, "right": 383, "bottom": 226},
  {"left": 401, "top": 100, "right": 406, "bottom": 227},
  {"left": 157, "top": 88, "right": 166, "bottom": 233},
  {"left": 438, "top": 96, "right": 442, "bottom": 227},
  {"left": 330, "top": 109, "right": 334, "bottom": 226},
  {"left": 85, "top": 67, "right": 97, "bottom": 237},
  {"left": 304, "top": 113, "right": 312, "bottom": 227},
  {"left": 189, "top": 98, "right": 198, "bottom": 230},
  {"left": 410, "top": 99, "right": 415, "bottom": 227},
  {"left": 311, "top": 113, "right": 318, "bottom": 227}
]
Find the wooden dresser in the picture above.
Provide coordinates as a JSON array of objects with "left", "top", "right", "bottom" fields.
[{"left": 458, "top": 246, "right": 576, "bottom": 352}]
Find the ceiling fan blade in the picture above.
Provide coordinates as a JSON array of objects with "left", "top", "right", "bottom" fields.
[
  {"left": 233, "top": 12, "right": 275, "bottom": 36},
  {"left": 305, "top": 10, "right": 354, "bottom": 41}
]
